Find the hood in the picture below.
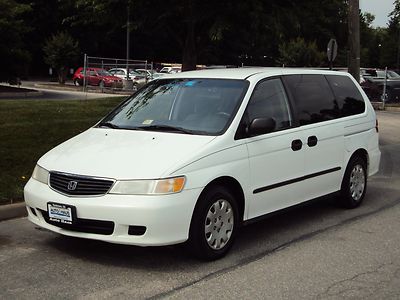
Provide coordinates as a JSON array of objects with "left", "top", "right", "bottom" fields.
[{"left": 38, "top": 128, "right": 216, "bottom": 180}]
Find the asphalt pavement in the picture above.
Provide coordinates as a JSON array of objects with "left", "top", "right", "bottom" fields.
[{"left": 0, "top": 111, "right": 399, "bottom": 299}]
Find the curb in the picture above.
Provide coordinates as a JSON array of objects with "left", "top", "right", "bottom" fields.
[
  {"left": 0, "top": 202, "right": 27, "bottom": 222},
  {"left": 34, "top": 83, "right": 80, "bottom": 92},
  {"left": 0, "top": 91, "right": 43, "bottom": 99}
]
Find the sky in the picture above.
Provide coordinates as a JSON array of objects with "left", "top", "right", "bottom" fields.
[{"left": 360, "top": 0, "right": 395, "bottom": 27}]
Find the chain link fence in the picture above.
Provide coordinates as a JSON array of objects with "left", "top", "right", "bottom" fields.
[{"left": 76, "top": 55, "right": 153, "bottom": 93}]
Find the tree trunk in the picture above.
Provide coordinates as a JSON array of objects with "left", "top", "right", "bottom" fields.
[{"left": 57, "top": 67, "right": 67, "bottom": 84}]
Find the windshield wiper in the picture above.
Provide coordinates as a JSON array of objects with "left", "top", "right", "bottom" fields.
[
  {"left": 98, "top": 122, "right": 121, "bottom": 129},
  {"left": 136, "top": 124, "right": 194, "bottom": 134}
]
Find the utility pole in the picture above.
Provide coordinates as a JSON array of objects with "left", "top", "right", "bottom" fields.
[
  {"left": 126, "top": 3, "right": 130, "bottom": 80},
  {"left": 348, "top": 0, "right": 360, "bottom": 82}
]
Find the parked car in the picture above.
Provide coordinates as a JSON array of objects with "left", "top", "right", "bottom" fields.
[
  {"left": 25, "top": 68, "right": 380, "bottom": 260},
  {"left": 72, "top": 67, "right": 123, "bottom": 88},
  {"left": 108, "top": 68, "right": 146, "bottom": 86},
  {"left": 360, "top": 69, "right": 400, "bottom": 102},
  {"left": 361, "top": 68, "right": 400, "bottom": 80},
  {"left": 160, "top": 66, "right": 181, "bottom": 73},
  {"left": 135, "top": 69, "right": 165, "bottom": 82}
]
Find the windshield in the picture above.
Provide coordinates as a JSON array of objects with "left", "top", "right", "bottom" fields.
[
  {"left": 387, "top": 70, "right": 400, "bottom": 78},
  {"left": 98, "top": 78, "right": 248, "bottom": 135}
]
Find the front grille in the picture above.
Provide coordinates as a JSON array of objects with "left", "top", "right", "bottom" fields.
[
  {"left": 39, "top": 209, "right": 114, "bottom": 235},
  {"left": 49, "top": 172, "right": 114, "bottom": 196}
]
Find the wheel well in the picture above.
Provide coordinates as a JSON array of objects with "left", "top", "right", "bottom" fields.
[
  {"left": 349, "top": 149, "right": 369, "bottom": 170},
  {"left": 200, "top": 177, "right": 245, "bottom": 223}
]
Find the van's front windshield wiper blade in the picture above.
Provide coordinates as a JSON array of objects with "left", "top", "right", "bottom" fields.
[
  {"left": 136, "top": 124, "right": 195, "bottom": 134},
  {"left": 98, "top": 122, "right": 121, "bottom": 129}
]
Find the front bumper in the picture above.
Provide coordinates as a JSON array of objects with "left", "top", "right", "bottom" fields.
[{"left": 24, "top": 178, "right": 201, "bottom": 246}]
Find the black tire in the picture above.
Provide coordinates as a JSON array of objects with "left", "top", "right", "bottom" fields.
[
  {"left": 73, "top": 79, "right": 81, "bottom": 87},
  {"left": 188, "top": 186, "right": 238, "bottom": 260},
  {"left": 338, "top": 156, "right": 368, "bottom": 209}
]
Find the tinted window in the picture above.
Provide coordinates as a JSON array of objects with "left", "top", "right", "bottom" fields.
[
  {"left": 325, "top": 75, "right": 365, "bottom": 117},
  {"left": 283, "top": 75, "right": 338, "bottom": 125},
  {"left": 238, "top": 78, "right": 291, "bottom": 137}
]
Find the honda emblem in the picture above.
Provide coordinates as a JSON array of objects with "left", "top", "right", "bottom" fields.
[{"left": 67, "top": 181, "right": 78, "bottom": 191}]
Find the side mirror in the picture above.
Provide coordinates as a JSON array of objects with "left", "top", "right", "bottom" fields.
[{"left": 248, "top": 117, "right": 276, "bottom": 137}]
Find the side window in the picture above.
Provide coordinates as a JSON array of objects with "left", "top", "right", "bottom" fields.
[
  {"left": 245, "top": 78, "right": 292, "bottom": 133},
  {"left": 325, "top": 75, "right": 365, "bottom": 117},
  {"left": 283, "top": 75, "right": 338, "bottom": 125}
]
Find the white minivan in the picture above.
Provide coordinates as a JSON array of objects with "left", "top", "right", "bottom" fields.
[{"left": 24, "top": 68, "right": 380, "bottom": 260}]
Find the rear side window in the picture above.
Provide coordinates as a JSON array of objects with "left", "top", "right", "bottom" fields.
[
  {"left": 325, "top": 75, "right": 365, "bottom": 117},
  {"left": 283, "top": 75, "right": 337, "bottom": 125}
]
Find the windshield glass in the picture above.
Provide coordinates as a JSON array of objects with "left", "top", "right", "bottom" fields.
[
  {"left": 99, "top": 78, "right": 248, "bottom": 135},
  {"left": 387, "top": 70, "right": 400, "bottom": 78}
]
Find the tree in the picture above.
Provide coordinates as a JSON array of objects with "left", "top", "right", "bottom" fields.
[
  {"left": 0, "top": 0, "right": 31, "bottom": 82},
  {"left": 382, "top": 0, "right": 400, "bottom": 69},
  {"left": 43, "top": 32, "right": 80, "bottom": 84},
  {"left": 278, "top": 38, "right": 324, "bottom": 67},
  {"left": 9, "top": 0, "right": 362, "bottom": 74}
]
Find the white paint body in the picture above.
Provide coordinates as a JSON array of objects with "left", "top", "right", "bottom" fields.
[{"left": 24, "top": 68, "right": 381, "bottom": 246}]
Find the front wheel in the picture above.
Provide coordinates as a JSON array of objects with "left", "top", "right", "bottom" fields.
[
  {"left": 338, "top": 156, "right": 367, "bottom": 209},
  {"left": 188, "top": 186, "right": 238, "bottom": 260},
  {"left": 99, "top": 80, "right": 105, "bottom": 89},
  {"left": 73, "top": 79, "right": 81, "bottom": 86}
]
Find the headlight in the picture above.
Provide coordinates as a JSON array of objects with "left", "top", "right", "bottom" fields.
[
  {"left": 32, "top": 164, "right": 49, "bottom": 185},
  {"left": 109, "top": 176, "right": 186, "bottom": 195}
]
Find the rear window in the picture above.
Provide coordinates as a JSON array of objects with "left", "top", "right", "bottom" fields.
[{"left": 325, "top": 75, "right": 365, "bottom": 117}]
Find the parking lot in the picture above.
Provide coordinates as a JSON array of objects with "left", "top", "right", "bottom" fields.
[{"left": 0, "top": 110, "right": 399, "bottom": 299}]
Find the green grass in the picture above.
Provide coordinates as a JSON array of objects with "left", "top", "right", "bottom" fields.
[{"left": 0, "top": 97, "right": 125, "bottom": 205}]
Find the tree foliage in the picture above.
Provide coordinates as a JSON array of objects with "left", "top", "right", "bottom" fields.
[
  {"left": 278, "top": 38, "right": 324, "bottom": 67},
  {"left": 0, "top": 0, "right": 31, "bottom": 81},
  {"left": 4, "top": 0, "right": 400, "bottom": 76},
  {"left": 43, "top": 32, "right": 80, "bottom": 84}
]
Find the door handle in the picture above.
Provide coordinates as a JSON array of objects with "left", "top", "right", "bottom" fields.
[
  {"left": 291, "top": 139, "right": 303, "bottom": 151},
  {"left": 307, "top": 136, "right": 318, "bottom": 147}
]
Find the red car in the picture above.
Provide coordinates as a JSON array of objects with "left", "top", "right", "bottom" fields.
[{"left": 72, "top": 67, "right": 123, "bottom": 88}]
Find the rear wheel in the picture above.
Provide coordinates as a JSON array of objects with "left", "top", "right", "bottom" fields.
[
  {"left": 188, "top": 186, "right": 238, "bottom": 260},
  {"left": 338, "top": 156, "right": 367, "bottom": 208}
]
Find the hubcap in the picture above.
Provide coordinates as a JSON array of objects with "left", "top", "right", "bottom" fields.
[
  {"left": 349, "top": 164, "right": 365, "bottom": 201},
  {"left": 204, "top": 199, "right": 234, "bottom": 250}
]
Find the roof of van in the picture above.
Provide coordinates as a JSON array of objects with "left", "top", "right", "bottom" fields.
[{"left": 165, "top": 67, "right": 349, "bottom": 80}]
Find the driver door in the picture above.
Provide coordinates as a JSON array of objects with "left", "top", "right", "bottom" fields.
[{"left": 241, "top": 78, "right": 306, "bottom": 219}]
